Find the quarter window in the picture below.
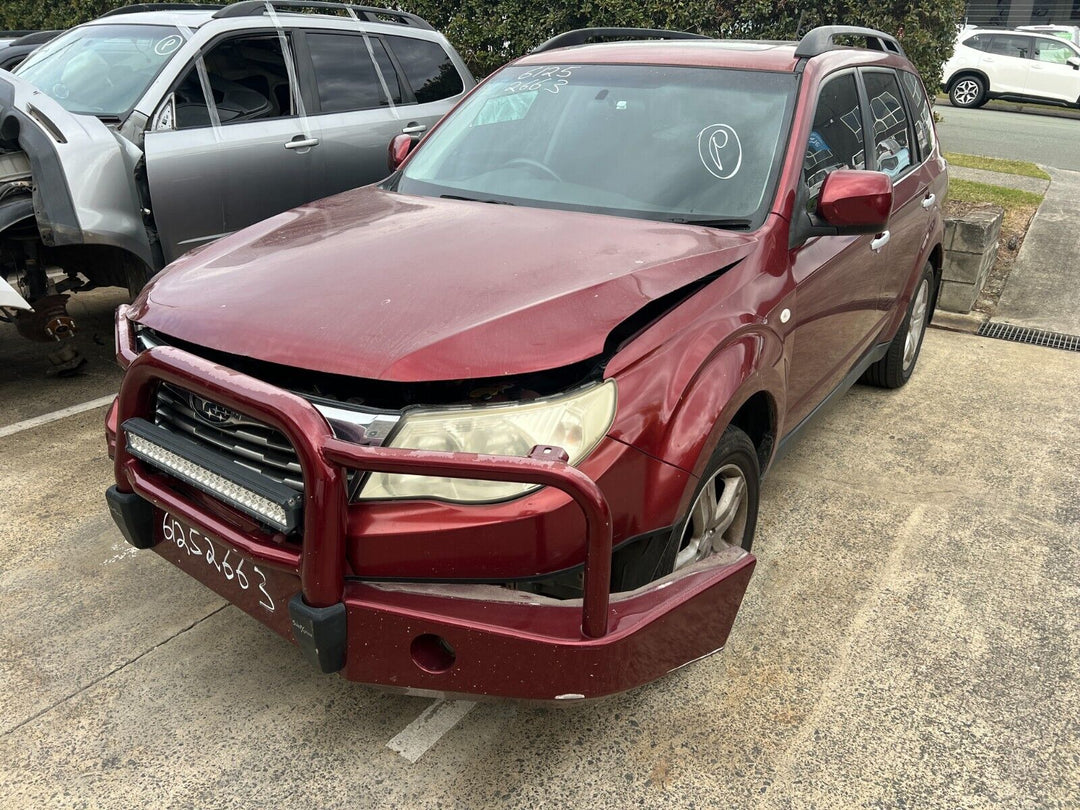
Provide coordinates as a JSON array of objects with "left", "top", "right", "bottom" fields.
[
  {"left": 803, "top": 73, "right": 865, "bottom": 197},
  {"left": 384, "top": 35, "right": 462, "bottom": 103},
  {"left": 307, "top": 32, "right": 398, "bottom": 112},
  {"left": 864, "top": 71, "right": 914, "bottom": 180}
]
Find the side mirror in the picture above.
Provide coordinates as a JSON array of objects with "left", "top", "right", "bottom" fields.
[
  {"left": 388, "top": 133, "right": 417, "bottom": 172},
  {"left": 817, "top": 169, "right": 893, "bottom": 234},
  {"left": 1067, "top": 56, "right": 1080, "bottom": 70}
]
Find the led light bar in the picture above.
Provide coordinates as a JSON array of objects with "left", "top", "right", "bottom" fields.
[{"left": 122, "top": 418, "right": 303, "bottom": 533}]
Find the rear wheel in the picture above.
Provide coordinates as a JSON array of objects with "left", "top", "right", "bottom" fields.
[
  {"left": 862, "top": 263, "right": 935, "bottom": 389},
  {"left": 949, "top": 75, "right": 987, "bottom": 108}
]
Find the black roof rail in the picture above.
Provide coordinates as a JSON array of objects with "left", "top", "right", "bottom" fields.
[
  {"left": 0, "top": 30, "right": 37, "bottom": 38},
  {"left": 101, "top": 3, "right": 224, "bottom": 16},
  {"left": 213, "top": 0, "right": 434, "bottom": 30},
  {"left": 10, "top": 30, "right": 62, "bottom": 46},
  {"left": 531, "top": 27, "right": 710, "bottom": 54},
  {"left": 794, "top": 25, "right": 905, "bottom": 59}
]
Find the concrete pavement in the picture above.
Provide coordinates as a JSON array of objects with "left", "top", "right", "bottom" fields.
[
  {"left": 996, "top": 166, "right": 1080, "bottom": 336},
  {"left": 1, "top": 327, "right": 1077, "bottom": 808}
]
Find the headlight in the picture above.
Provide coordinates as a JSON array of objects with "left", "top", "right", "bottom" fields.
[{"left": 356, "top": 380, "right": 617, "bottom": 503}]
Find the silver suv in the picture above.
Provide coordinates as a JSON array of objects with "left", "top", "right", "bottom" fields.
[{"left": 0, "top": 1, "right": 473, "bottom": 368}]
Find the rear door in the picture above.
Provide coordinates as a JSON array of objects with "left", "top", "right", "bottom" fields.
[
  {"left": 144, "top": 32, "right": 318, "bottom": 264},
  {"left": 1028, "top": 36, "right": 1080, "bottom": 102},
  {"left": 981, "top": 34, "right": 1034, "bottom": 94},
  {"left": 861, "top": 68, "right": 925, "bottom": 312}
]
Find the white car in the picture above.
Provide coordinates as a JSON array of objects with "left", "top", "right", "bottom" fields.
[{"left": 943, "top": 28, "right": 1080, "bottom": 108}]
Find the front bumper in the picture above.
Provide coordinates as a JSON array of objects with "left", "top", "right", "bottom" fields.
[{"left": 107, "top": 309, "right": 755, "bottom": 699}]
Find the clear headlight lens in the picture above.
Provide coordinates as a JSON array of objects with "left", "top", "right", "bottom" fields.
[{"left": 356, "top": 380, "right": 617, "bottom": 503}]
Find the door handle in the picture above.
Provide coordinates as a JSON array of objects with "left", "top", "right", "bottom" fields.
[
  {"left": 401, "top": 123, "right": 427, "bottom": 134},
  {"left": 870, "top": 231, "right": 891, "bottom": 253},
  {"left": 922, "top": 193, "right": 936, "bottom": 210},
  {"left": 285, "top": 137, "right": 319, "bottom": 150}
]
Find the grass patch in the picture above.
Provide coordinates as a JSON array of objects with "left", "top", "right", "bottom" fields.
[
  {"left": 944, "top": 152, "right": 1051, "bottom": 180},
  {"left": 947, "top": 178, "right": 1044, "bottom": 209}
]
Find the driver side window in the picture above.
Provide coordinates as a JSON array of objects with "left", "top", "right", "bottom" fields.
[
  {"left": 803, "top": 73, "right": 865, "bottom": 209},
  {"left": 172, "top": 35, "right": 296, "bottom": 130}
]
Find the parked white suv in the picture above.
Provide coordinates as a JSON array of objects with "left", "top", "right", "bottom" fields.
[{"left": 943, "top": 28, "right": 1080, "bottom": 108}]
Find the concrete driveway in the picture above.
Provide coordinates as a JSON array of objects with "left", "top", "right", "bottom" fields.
[{"left": 1, "top": 310, "right": 1077, "bottom": 808}]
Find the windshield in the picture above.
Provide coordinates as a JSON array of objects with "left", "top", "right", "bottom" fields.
[
  {"left": 16, "top": 24, "right": 184, "bottom": 118},
  {"left": 397, "top": 64, "right": 796, "bottom": 227}
]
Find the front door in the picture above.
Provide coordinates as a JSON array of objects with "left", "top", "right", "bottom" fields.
[
  {"left": 786, "top": 71, "right": 888, "bottom": 428},
  {"left": 144, "top": 33, "right": 319, "bottom": 264}
]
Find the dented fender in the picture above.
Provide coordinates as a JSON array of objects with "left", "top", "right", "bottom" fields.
[{"left": 0, "top": 72, "right": 153, "bottom": 268}]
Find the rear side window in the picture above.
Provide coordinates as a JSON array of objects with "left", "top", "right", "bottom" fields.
[
  {"left": 384, "top": 35, "right": 462, "bottom": 103},
  {"left": 899, "top": 71, "right": 936, "bottom": 160},
  {"left": 307, "top": 32, "right": 396, "bottom": 112},
  {"left": 803, "top": 73, "right": 865, "bottom": 194},
  {"left": 864, "top": 70, "right": 913, "bottom": 179},
  {"left": 988, "top": 35, "right": 1032, "bottom": 59}
]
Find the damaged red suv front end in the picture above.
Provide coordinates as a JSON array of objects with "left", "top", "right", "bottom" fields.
[{"left": 106, "top": 310, "right": 755, "bottom": 699}]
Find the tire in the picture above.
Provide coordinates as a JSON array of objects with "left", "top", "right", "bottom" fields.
[
  {"left": 861, "top": 263, "right": 935, "bottom": 389},
  {"left": 610, "top": 425, "right": 759, "bottom": 591},
  {"left": 949, "top": 75, "right": 987, "bottom": 108}
]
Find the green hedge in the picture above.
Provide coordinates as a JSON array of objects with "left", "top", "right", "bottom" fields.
[{"left": 1, "top": 0, "right": 964, "bottom": 89}]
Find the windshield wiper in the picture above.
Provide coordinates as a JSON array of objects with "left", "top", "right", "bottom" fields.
[
  {"left": 664, "top": 216, "right": 752, "bottom": 230},
  {"left": 440, "top": 194, "right": 514, "bottom": 205}
]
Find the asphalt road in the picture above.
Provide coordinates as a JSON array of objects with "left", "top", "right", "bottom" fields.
[
  {"left": 2, "top": 311, "right": 1078, "bottom": 808},
  {"left": 934, "top": 103, "right": 1080, "bottom": 170}
]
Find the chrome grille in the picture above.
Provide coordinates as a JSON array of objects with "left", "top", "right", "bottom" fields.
[{"left": 154, "top": 384, "right": 304, "bottom": 492}]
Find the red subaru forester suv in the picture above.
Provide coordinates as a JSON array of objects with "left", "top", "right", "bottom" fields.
[{"left": 106, "top": 25, "right": 946, "bottom": 700}]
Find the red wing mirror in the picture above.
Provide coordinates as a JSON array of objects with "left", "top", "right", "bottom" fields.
[
  {"left": 388, "top": 133, "right": 417, "bottom": 172},
  {"left": 818, "top": 169, "right": 893, "bottom": 234}
]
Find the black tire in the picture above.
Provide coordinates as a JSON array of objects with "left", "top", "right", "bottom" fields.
[
  {"left": 862, "top": 262, "right": 936, "bottom": 389},
  {"left": 949, "top": 75, "right": 987, "bottom": 108},
  {"left": 611, "top": 425, "right": 759, "bottom": 591}
]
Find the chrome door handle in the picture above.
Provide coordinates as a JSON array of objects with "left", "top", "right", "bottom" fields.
[
  {"left": 870, "top": 231, "right": 891, "bottom": 253},
  {"left": 922, "top": 193, "right": 936, "bottom": 210},
  {"left": 285, "top": 137, "right": 319, "bottom": 150},
  {"left": 401, "top": 123, "right": 427, "bottom": 134}
]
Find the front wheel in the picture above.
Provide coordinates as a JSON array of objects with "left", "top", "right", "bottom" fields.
[
  {"left": 949, "top": 75, "right": 987, "bottom": 108},
  {"left": 610, "top": 425, "right": 759, "bottom": 591},
  {"left": 862, "top": 263, "right": 935, "bottom": 389}
]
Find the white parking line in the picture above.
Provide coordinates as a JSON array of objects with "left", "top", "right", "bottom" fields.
[
  {"left": 387, "top": 699, "right": 477, "bottom": 763},
  {"left": 0, "top": 395, "right": 115, "bottom": 439}
]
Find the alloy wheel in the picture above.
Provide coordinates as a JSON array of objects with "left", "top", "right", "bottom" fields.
[{"left": 675, "top": 463, "right": 749, "bottom": 570}]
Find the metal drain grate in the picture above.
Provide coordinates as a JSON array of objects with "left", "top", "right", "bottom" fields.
[{"left": 977, "top": 321, "right": 1080, "bottom": 352}]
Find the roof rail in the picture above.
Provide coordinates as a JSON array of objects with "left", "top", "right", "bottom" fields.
[
  {"left": 0, "top": 30, "right": 37, "bottom": 38},
  {"left": 101, "top": 3, "right": 224, "bottom": 16},
  {"left": 10, "top": 30, "right": 62, "bottom": 46},
  {"left": 531, "top": 27, "right": 710, "bottom": 54},
  {"left": 794, "top": 25, "right": 905, "bottom": 58},
  {"left": 213, "top": 0, "right": 434, "bottom": 29}
]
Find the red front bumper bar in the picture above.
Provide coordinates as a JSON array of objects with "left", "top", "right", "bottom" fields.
[{"left": 109, "top": 309, "right": 754, "bottom": 699}]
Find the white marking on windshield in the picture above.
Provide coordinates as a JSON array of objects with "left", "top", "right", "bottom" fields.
[{"left": 697, "top": 123, "right": 743, "bottom": 180}]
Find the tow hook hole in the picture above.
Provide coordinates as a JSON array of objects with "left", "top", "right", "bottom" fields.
[{"left": 411, "top": 634, "right": 456, "bottom": 673}]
